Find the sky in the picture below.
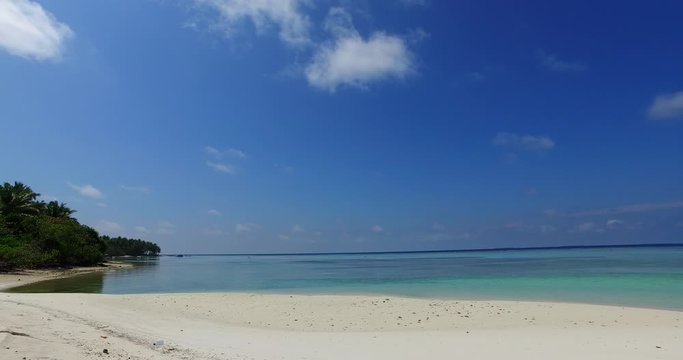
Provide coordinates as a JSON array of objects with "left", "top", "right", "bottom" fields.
[{"left": 1, "top": 0, "right": 682, "bottom": 254}]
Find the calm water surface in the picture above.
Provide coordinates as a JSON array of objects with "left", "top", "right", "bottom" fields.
[{"left": 8, "top": 246, "right": 683, "bottom": 310}]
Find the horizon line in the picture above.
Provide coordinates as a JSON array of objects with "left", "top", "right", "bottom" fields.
[{"left": 158, "top": 242, "right": 683, "bottom": 257}]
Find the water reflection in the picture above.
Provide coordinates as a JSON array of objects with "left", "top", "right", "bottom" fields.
[
  {"left": 9, "top": 271, "right": 105, "bottom": 293},
  {"left": 7, "top": 257, "right": 160, "bottom": 293}
]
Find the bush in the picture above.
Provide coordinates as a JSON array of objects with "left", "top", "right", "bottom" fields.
[
  {"left": 1, "top": 216, "right": 106, "bottom": 268},
  {"left": 0, "top": 235, "right": 58, "bottom": 269},
  {"left": 29, "top": 216, "right": 106, "bottom": 266}
]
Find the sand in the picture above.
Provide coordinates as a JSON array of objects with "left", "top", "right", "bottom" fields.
[{"left": 1, "top": 287, "right": 681, "bottom": 360}]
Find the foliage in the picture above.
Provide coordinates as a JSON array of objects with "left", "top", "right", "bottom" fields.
[
  {"left": 0, "top": 181, "right": 160, "bottom": 270},
  {"left": 0, "top": 182, "right": 42, "bottom": 217},
  {"left": 101, "top": 236, "right": 161, "bottom": 256},
  {"left": 42, "top": 200, "right": 76, "bottom": 218}
]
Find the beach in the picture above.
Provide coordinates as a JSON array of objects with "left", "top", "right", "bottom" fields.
[{"left": 1, "top": 286, "right": 681, "bottom": 359}]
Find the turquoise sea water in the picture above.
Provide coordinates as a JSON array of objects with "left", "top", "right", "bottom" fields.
[{"left": 8, "top": 246, "right": 683, "bottom": 310}]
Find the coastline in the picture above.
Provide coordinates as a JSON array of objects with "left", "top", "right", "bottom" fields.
[
  {"left": 1, "top": 292, "right": 681, "bottom": 359},
  {"left": 0, "top": 261, "right": 132, "bottom": 291}
]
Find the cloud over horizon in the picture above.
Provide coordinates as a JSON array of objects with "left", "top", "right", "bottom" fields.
[
  {"left": 0, "top": 0, "right": 73, "bottom": 60},
  {"left": 572, "top": 201, "right": 683, "bottom": 217},
  {"left": 571, "top": 222, "right": 601, "bottom": 233},
  {"left": 235, "top": 223, "right": 259, "bottom": 233}
]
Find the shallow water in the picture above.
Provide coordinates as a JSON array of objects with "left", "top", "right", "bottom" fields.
[{"left": 8, "top": 246, "right": 683, "bottom": 310}]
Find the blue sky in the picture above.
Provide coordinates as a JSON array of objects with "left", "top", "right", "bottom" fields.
[{"left": 1, "top": 0, "right": 682, "bottom": 254}]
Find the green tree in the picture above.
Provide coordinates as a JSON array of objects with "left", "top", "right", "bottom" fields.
[
  {"left": 0, "top": 182, "right": 42, "bottom": 217},
  {"left": 28, "top": 216, "right": 106, "bottom": 266},
  {"left": 42, "top": 201, "right": 76, "bottom": 219},
  {"left": 101, "top": 235, "right": 160, "bottom": 256}
]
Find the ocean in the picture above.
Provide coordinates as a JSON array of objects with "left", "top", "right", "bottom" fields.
[{"left": 8, "top": 245, "right": 683, "bottom": 310}]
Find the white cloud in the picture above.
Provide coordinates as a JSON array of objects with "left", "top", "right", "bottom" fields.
[
  {"left": 120, "top": 185, "right": 151, "bottom": 194},
  {"left": 95, "top": 220, "right": 123, "bottom": 235},
  {"left": 573, "top": 201, "right": 683, "bottom": 217},
  {"left": 207, "top": 161, "right": 235, "bottom": 174},
  {"left": 226, "top": 148, "right": 246, "bottom": 158},
  {"left": 194, "top": 0, "right": 311, "bottom": 47},
  {"left": 0, "top": 0, "right": 73, "bottom": 61},
  {"left": 606, "top": 219, "right": 624, "bottom": 229},
  {"left": 96, "top": 202, "right": 107, "bottom": 208},
  {"left": 205, "top": 146, "right": 245, "bottom": 174},
  {"left": 135, "top": 225, "right": 149, "bottom": 233},
  {"left": 292, "top": 224, "right": 304, "bottom": 232},
  {"left": 68, "top": 182, "right": 104, "bottom": 199},
  {"left": 157, "top": 221, "right": 176, "bottom": 235},
  {"left": 572, "top": 222, "right": 600, "bottom": 233},
  {"left": 235, "top": 223, "right": 259, "bottom": 233},
  {"left": 205, "top": 145, "right": 247, "bottom": 159},
  {"left": 537, "top": 50, "right": 586, "bottom": 72},
  {"left": 207, "top": 209, "right": 222, "bottom": 216},
  {"left": 648, "top": 91, "right": 683, "bottom": 120},
  {"left": 204, "top": 145, "right": 221, "bottom": 157},
  {"left": 371, "top": 225, "right": 383, "bottom": 233},
  {"left": 278, "top": 234, "right": 291, "bottom": 240},
  {"left": 305, "top": 8, "right": 415, "bottom": 91},
  {"left": 493, "top": 132, "right": 555, "bottom": 151}
]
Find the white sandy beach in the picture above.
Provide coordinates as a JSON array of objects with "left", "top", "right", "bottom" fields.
[{"left": 1, "top": 273, "right": 681, "bottom": 360}]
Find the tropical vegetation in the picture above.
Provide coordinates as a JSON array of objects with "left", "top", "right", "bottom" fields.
[
  {"left": 101, "top": 236, "right": 160, "bottom": 257},
  {"left": 0, "top": 181, "right": 160, "bottom": 270}
]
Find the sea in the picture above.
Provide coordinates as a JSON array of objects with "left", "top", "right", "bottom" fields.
[{"left": 7, "top": 245, "right": 683, "bottom": 310}]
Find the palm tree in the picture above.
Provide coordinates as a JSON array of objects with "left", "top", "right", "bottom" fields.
[
  {"left": 43, "top": 201, "right": 76, "bottom": 218},
  {"left": 0, "top": 181, "right": 42, "bottom": 217}
]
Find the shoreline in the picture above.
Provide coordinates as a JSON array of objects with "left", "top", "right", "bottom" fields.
[
  {"left": 0, "top": 261, "right": 132, "bottom": 291},
  {"left": 1, "top": 292, "right": 682, "bottom": 359},
  {"left": 2, "top": 266, "right": 682, "bottom": 312},
  {"left": 2, "top": 266, "right": 682, "bottom": 358}
]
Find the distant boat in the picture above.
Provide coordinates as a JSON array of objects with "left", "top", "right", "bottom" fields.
[{"left": 176, "top": 254, "right": 184, "bottom": 258}]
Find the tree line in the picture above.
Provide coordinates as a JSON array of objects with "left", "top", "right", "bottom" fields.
[
  {"left": 0, "top": 181, "right": 160, "bottom": 270},
  {"left": 101, "top": 236, "right": 160, "bottom": 257}
]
